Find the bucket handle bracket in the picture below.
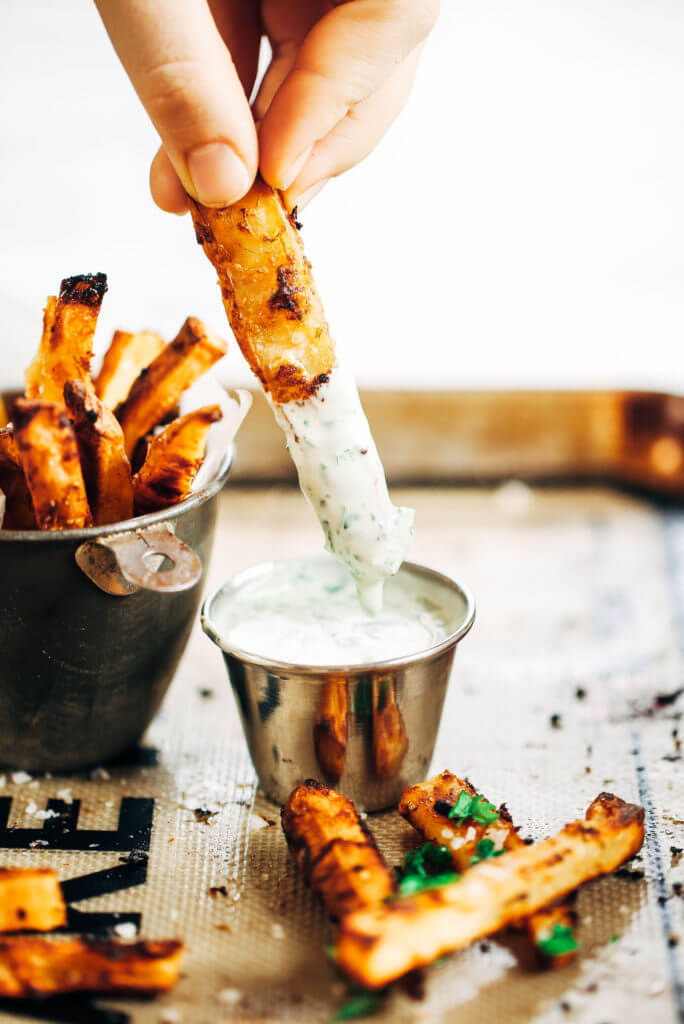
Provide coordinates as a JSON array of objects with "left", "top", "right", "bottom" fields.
[{"left": 75, "top": 523, "right": 202, "bottom": 596}]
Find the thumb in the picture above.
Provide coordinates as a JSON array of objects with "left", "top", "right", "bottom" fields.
[{"left": 95, "top": 0, "right": 258, "bottom": 207}]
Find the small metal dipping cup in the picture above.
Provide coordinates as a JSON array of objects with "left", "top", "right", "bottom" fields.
[{"left": 202, "top": 558, "right": 475, "bottom": 811}]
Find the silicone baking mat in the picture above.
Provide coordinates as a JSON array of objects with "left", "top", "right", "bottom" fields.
[{"left": 0, "top": 485, "right": 682, "bottom": 1023}]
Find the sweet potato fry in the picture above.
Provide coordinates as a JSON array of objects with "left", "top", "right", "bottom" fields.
[
  {"left": 336, "top": 793, "right": 645, "bottom": 988},
  {"left": 25, "top": 275, "right": 107, "bottom": 402},
  {"left": 63, "top": 379, "right": 133, "bottom": 525},
  {"left": 282, "top": 780, "right": 394, "bottom": 919},
  {"left": 0, "top": 869, "right": 66, "bottom": 933},
  {"left": 132, "top": 404, "right": 222, "bottom": 515},
  {"left": 190, "top": 178, "right": 335, "bottom": 404},
  {"left": 0, "top": 394, "right": 8, "bottom": 429},
  {"left": 0, "top": 937, "right": 183, "bottom": 997},
  {"left": 94, "top": 329, "right": 166, "bottom": 410},
  {"left": 372, "top": 677, "right": 408, "bottom": 779},
  {"left": 314, "top": 679, "right": 348, "bottom": 782},
  {"left": 0, "top": 427, "right": 20, "bottom": 469},
  {"left": 399, "top": 771, "right": 577, "bottom": 966},
  {"left": 13, "top": 400, "right": 91, "bottom": 529},
  {"left": 0, "top": 466, "right": 36, "bottom": 530},
  {"left": 115, "top": 317, "right": 226, "bottom": 457}
]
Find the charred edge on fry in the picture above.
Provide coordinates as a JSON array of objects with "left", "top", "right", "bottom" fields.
[
  {"left": 59, "top": 273, "right": 108, "bottom": 307},
  {"left": 269, "top": 266, "right": 304, "bottom": 319}
]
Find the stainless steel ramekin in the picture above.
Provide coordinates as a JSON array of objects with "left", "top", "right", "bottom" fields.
[{"left": 202, "top": 559, "right": 475, "bottom": 811}]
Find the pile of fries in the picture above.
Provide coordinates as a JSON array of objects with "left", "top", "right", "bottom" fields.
[
  {"left": 0, "top": 273, "right": 227, "bottom": 531},
  {"left": 0, "top": 867, "right": 182, "bottom": 997},
  {"left": 282, "top": 773, "right": 645, "bottom": 1007}
]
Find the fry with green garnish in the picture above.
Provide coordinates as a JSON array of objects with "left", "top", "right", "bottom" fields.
[
  {"left": 400, "top": 771, "right": 578, "bottom": 967},
  {"left": 338, "top": 792, "right": 644, "bottom": 989}
]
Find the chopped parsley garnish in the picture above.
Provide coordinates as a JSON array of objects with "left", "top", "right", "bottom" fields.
[
  {"left": 446, "top": 790, "right": 499, "bottom": 826},
  {"left": 537, "top": 924, "right": 579, "bottom": 957},
  {"left": 332, "top": 991, "right": 385, "bottom": 1021},
  {"left": 470, "top": 838, "right": 505, "bottom": 865},
  {"left": 395, "top": 843, "right": 460, "bottom": 896}
]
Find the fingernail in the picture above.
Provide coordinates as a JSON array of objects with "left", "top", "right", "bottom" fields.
[
  {"left": 292, "top": 179, "right": 328, "bottom": 210},
  {"left": 279, "top": 144, "right": 314, "bottom": 190},
  {"left": 187, "top": 142, "right": 251, "bottom": 206}
]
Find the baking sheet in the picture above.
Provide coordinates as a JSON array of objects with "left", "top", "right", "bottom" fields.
[{"left": 0, "top": 485, "right": 682, "bottom": 1023}]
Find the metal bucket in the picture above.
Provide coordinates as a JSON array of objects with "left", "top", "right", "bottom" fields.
[
  {"left": 202, "top": 558, "right": 475, "bottom": 811},
  {"left": 0, "top": 449, "right": 233, "bottom": 771}
]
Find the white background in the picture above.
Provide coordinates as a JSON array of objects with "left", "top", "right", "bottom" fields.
[{"left": 0, "top": 0, "right": 682, "bottom": 391}]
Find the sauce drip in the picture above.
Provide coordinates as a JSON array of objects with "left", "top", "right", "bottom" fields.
[{"left": 270, "top": 362, "right": 414, "bottom": 611}]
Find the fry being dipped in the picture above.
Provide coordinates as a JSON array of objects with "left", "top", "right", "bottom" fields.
[
  {"left": 190, "top": 180, "right": 413, "bottom": 610},
  {"left": 132, "top": 404, "right": 222, "bottom": 515},
  {"left": 282, "top": 780, "right": 394, "bottom": 919},
  {"left": 336, "top": 792, "right": 645, "bottom": 988},
  {"left": 63, "top": 380, "right": 133, "bottom": 526},
  {"left": 13, "top": 399, "right": 91, "bottom": 529},
  {"left": 399, "top": 771, "right": 578, "bottom": 966}
]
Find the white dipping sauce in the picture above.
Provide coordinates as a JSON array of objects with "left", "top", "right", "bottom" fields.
[
  {"left": 269, "top": 362, "right": 414, "bottom": 612},
  {"left": 215, "top": 557, "right": 452, "bottom": 666}
]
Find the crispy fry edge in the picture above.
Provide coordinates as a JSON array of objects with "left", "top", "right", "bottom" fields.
[
  {"left": 336, "top": 792, "right": 645, "bottom": 988},
  {"left": 282, "top": 780, "right": 395, "bottom": 919}
]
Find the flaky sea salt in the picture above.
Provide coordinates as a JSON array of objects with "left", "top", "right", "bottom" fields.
[
  {"left": 217, "top": 988, "right": 242, "bottom": 1004},
  {"left": 113, "top": 922, "right": 137, "bottom": 940},
  {"left": 11, "top": 771, "right": 32, "bottom": 784}
]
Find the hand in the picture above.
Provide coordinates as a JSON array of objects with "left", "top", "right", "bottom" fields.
[{"left": 94, "top": 0, "right": 438, "bottom": 213}]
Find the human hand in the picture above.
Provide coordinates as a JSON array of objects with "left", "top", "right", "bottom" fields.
[{"left": 94, "top": 0, "right": 438, "bottom": 213}]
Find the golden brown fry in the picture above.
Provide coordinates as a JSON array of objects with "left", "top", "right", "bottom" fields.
[
  {"left": 13, "top": 400, "right": 91, "bottom": 530},
  {"left": 63, "top": 380, "right": 133, "bottom": 526},
  {"left": 0, "top": 394, "right": 8, "bottom": 429},
  {"left": 0, "top": 869, "right": 66, "bottom": 933},
  {"left": 116, "top": 317, "right": 226, "bottom": 457},
  {"left": 314, "top": 679, "right": 348, "bottom": 782},
  {"left": 25, "top": 275, "right": 107, "bottom": 402},
  {"left": 399, "top": 773, "right": 516, "bottom": 871},
  {"left": 94, "top": 329, "right": 166, "bottom": 410},
  {"left": 399, "top": 771, "right": 577, "bottom": 966},
  {"left": 0, "top": 466, "right": 36, "bottom": 530},
  {"left": 336, "top": 793, "right": 645, "bottom": 988},
  {"left": 190, "top": 178, "right": 335, "bottom": 404},
  {"left": 0, "top": 427, "right": 20, "bottom": 469},
  {"left": 282, "top": 780, "right": 394, "bottom": 919},
  {"left": 372, "top": 677, "right": 408, "bottom": 779},
  {"left": 132, "top": 404, "right": 222, "bottom": 515},
  {"left": 0, "top": 937, "right": 183, "bottom": 997}
]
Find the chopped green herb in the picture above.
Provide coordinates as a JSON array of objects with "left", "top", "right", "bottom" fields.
[
  {"left": 324, "top": 944, "right": 337, "bottom": 960},
  {"left": 470, "top": 796, "right": 499, "bottom": 825},
  {"left": 448, "top": 791, "right": 474, "bottom": 821},
  {"left": 610, "top": 934, "right": 619, "bottom": 944},
  {"left": 537, "top": 924, "right": 579, "bottom": 957},
  {"left": 448, "top": 791, "right": 499, "bottom": 826},
  {"left": 396, "top": 843, "right": 460, "bottom": 895},
  {"left": 332, "top": 991, "right": 385, "bottom": 1021},
  {"left": 470, "top": 838, "right": 505, "bottom": 865},
  {"left": 398, "top": 870, "right": 459, "bottom": 895}
]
